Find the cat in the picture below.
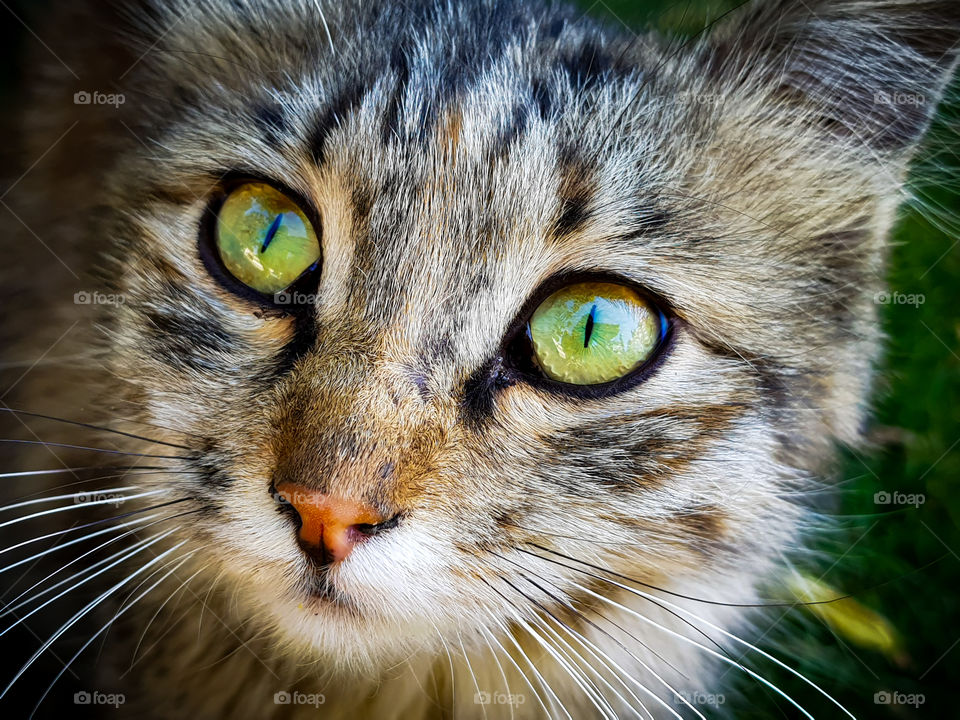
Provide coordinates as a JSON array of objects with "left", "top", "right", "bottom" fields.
[{"left": 0, "top": 0, "right": 957, "bottom": 717}]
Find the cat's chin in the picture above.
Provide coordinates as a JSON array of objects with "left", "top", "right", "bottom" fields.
[{"left": 257, "top": 590, "right": 442, "bottom": 672}]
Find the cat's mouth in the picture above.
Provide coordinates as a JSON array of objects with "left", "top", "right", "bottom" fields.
[{"left": 300, "top": 566, "right": 349, "bottom": 603}]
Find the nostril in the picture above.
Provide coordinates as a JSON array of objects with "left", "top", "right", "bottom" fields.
[
  {"left": 352, "top": 513, "right": 401, "bottom": 537},
  {"left": 273, "top": 481, "right": 399, "bottom": 565}
]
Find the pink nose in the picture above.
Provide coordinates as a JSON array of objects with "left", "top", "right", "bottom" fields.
[{"left": 275, "top": 482, "right": 393, "bottom": 565}]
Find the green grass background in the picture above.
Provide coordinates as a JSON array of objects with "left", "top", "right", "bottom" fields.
[
  {"left": 573, "top": 1, "right": 960, "bottom": 717},
  {"left": 1, "top": 0, "right": 957, "bottom": 717}
]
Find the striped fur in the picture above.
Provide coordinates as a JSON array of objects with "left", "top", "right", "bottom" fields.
[{"left": 1, "top": 0, "right": 957, "bottom": 717}]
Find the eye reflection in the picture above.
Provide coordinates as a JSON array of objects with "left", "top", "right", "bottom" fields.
[
  {"left": 215, "top": 182, "right": 320, "bottom": 295},
  {"left": 528, "top": 282, "right": 662, "bottom": 385}
]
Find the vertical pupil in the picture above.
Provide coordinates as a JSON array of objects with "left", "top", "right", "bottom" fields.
[
  {"left": 583, "top": 303, "right": 597, "bottom": 348},
  {"left": 259, "top": 214, "right": 283, "bottom": 254}
]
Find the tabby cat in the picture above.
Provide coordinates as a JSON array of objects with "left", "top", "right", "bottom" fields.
[{"left": 1, "top": 0, "right": 957, "bottom": 717}]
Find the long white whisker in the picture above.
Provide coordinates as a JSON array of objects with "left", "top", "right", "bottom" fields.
[
  {"left": 1, "top": 536, "right": 188, "bottom": 698},
  {"left": 127, "top": 565, "right": 206, "bottom": 671},
  {"left": 0, "top": 489, "right": 166, "bottom": 529},
  {"left": 0, "top": 531, "right": 178, "bottom": 641},
  {"left": 0, "top": 467, "right": 154, "bottom": 479},
  {"left": 527, "top": 548, "right": 857, "bottom": 717},
  {"left": 0, "top": 513, "right": 178, "bottom": 609},
  {"left": 503, "top": 556, "right": 700, "bottom": 719},
  {"left": 0, "top": 530, "right": 187, "bottom": 698},
  {"left": 586, "top": 571, "right": 856, "bottom": 719},
  {"left": 516, "top": 610, "right": 615, "bottom": 720},
  {"left": 426, "top": 616, "right": 457, "bottom": 709},
  {"left": 478, "top": 623, "right": 552, "bottom": 719},
  {"left": 29, "top": 551, "right": 196, "bottom": 719},
  {"left": 458, "top": 632, "right": 488, "bottom": 720},
  {"left": 529, "top": 608, "right": 654, "bottom": 720},
  {"left": 481, "top": 594, "right": 571, "bottom": 720},
  {"left": 0, "top": 498, "right": 189, "bottom": 557},
  {"left": 0, "top": 513, "right": 162, "bottom": 578},
  {"left": 0, "top": 487, "right": 144, "bottom": 514},
  {"left": 476, "top": 625, "right": 516, "bottom": 720},
  {"left": 567, "top": 579, "right": 816, "bottom": 720},
  {"left": 487, "top": 580, "right": 595, "bottom": 720}
]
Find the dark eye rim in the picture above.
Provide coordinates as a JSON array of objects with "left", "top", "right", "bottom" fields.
[
  {"left": 501, "top": 271, "right": 676, "bottom": 399},
  {"left": 198, "top": 174, "right": 323, "bottom": 311}
]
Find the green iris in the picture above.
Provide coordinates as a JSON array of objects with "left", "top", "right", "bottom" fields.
[
  {"left": 529, "top": 282, "right": 661, "bottom": 385},
  {"left": 215, "top": 182, "right": 320, "bottom": 295}
]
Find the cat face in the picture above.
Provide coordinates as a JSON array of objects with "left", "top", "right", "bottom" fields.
[{"left": 53, "top": 0, "right": 955, "bottom": 671}]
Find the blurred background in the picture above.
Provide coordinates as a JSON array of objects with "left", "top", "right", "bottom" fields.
[{"left": 2, "top": 0, "right": 958, "bottom": 717}]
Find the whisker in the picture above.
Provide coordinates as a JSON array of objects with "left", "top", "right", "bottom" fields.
[
  {"left": 476, "top": 626, "right": 516, "bottom": 720},
  {"left": 478, "top": 583, "right": 572, "bottom": 720},
  {"left": 478, "top": 623, "right": 552, "bottom": 720},
  {"left": 1, "top": 509, "right": 201, "bottom": 613},
  {"left": 0, "top": 438, "right": 191, "bottom": 460},
  {"left": 482, "top": 578, "right": 585, "bottom": 720},
  {"left": 458, "top": 633, "right": 488, "bottom": 720},
  {"left": 526, "top": 548, "right": 855, "bottom": 717},
  {"left": 122, "top": 588, "right": 202, "bottom": 678},
  {"left": 567, "top": 578, "right": 817, "bottom": 720},
  {"left": 0, "top": 408, "right": 193, "bottom": 450},
  {"left": 526, "top": 604, "right": 655, "bottom": 720},
  {"left": 11, "top": 469, "right": 200, "bottom": 505},
  {"left": 0, "top": 512, "right": 164, "bottom": 582},
  {"left": 29, "top": 550, "right": 196, "bottom": 719},
  {"left": 528, "top": 544, "right": 847, "bottom": 608},
  {"left": 501, "top": 575, "right": 670, "bottom": 720},
  {"left": 0, "top": 530, "right": 180, "bottom": 642},
  {"left": 1, "top": 538, "right": 189, "bottom": 699},
  {"left": 0, "top": 497, "right": 191, "bottom": 558},
  {"left": 126, "top": 564, "right": 206, "bottom": 671},
  {"left": 597, "top": 572, "right": 855, "bottom": 719},
  {"left": 0, "top": 466, "right": 173, "bottom": 479},
  {"left": 499, "top": 555, "right": 696, "bottom": 719},
  {"left": 0, "top": 486, "right": 145, "bottom": 514},
  {"left": 0, "top": 489, "right": 167, "bottom": 530},
  {"left": 511, "top": 549, "right": 736, "bottom": 664}
]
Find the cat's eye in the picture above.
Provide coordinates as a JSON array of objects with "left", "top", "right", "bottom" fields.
[
  {"left": 527, "top": 281, "right": 663, "bottom": 385},
  {"left": 214, "top": 182, "right": 320, "bottom": 295}
]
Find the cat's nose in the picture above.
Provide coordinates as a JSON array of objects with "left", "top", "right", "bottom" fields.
[{"left": 274, "top": 482, "right": 397, "bottom": 565}]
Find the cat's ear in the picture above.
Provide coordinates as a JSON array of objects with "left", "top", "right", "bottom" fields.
[{"left": 707, "top": 0, "right": 960, "bottom": 152}]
